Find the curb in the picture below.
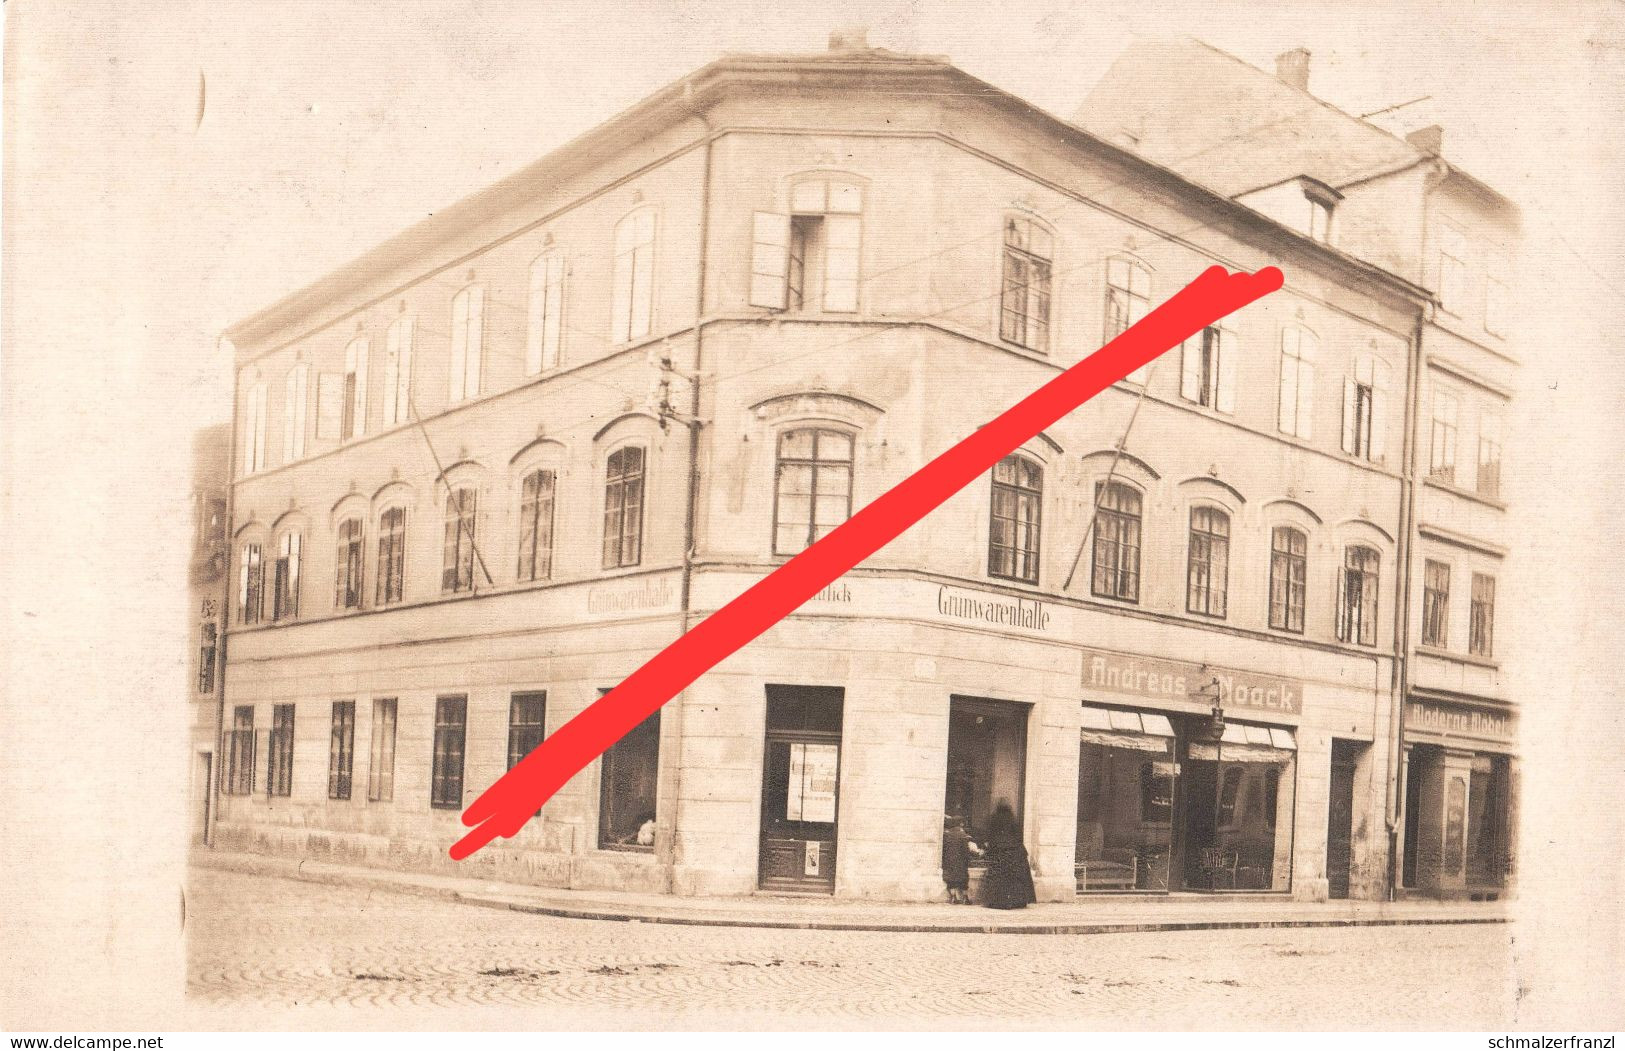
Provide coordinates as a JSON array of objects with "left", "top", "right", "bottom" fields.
[{"left": 192, "top": 852, "right": 1510, "bottom": 937}]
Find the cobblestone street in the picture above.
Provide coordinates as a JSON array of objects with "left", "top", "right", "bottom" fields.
[{"left": 183, "top": 868, "right": 1525, "bottom": 1028}]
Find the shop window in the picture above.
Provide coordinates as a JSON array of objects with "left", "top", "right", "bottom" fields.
[
  {"left": 430, "top": 696, "right": 467, "bottom": 810},
  {"left": 1000, "top": 215, "right": 1053, "bottom": 351},
  {"left": 343, "top": 337, "right": 369, "bottom": 440},
  {"left": 1268, "top": 526, "right": 1307, "bottom": 633},
  {"left": 367, "top": 698, "right": 397, "bottom": 802},
  {"left": 1183, "top": 722, "right": 1298, "bottom": 892},
  {"left": 1337, "top": 545, "right": 1380, "bottom": 647},
  {"left": 1076, "top": 705, "right": 1175, "bottom": 893},
  {"left": 335, "top": 518, "right": 365, "bottom": 609},
  {"left": 526, "top": 252, "right": 565, "bottom": 374},
  {"left": 988, "top": 454, "right": 1042, "bottom": 584},
  {"left": 599, "top": 708, "right": 660, "bottom": 850},
  {"left": 1422, "top": 560, "right": 1451, "bottom": 648},
  {"left": 267, "top": 703, "right": 294, "bottom": 797},
  {"left": 1105, "top": 257, "right": 1152, "bottom": 382},
  {"left": 747, "top": 178, "right": 864, "bottom": 314},
  {"left": 1277, "top": 327, "right": 1316, "bottom": 440},
  {"left": 1477, "top": 414, "right": 1503, "bottom": 500},
  {"left": 944, "top": 697, "right": 1028, "bottom": 856},
  {"left": 611, "top": 207, "right": 657, "bottom": 342},
  {"left": 1186, "top": 506, "right": 1230, "bottom": 618},
  {"left": 448, "top": 285, "right": 485, "bottom": 403},
  {"left": 602, "top": 446, "right": 645, "bottom": 569},
  {"left": 1091, "top": 482, "right": 1142, "bottom": 602},
  {"left": 773, "top": 428, "right": 854, "bottom": 556},
  {"left": 517, "top": 469, "right": 557, "bottom": 582},
  {"left": 225, "top": 705, "right": 255, "bottom": 796},
  {"left": 382, "top": 315, "right": 414, "bottom": 427},
  {"left": 1429, "top": 389, "right": 1459, "bottom": 483},
  {"left": 328, "top": 700, "right": 355, "bottom": 801},
  {"left": 238, "top": 542, "right": 264, "bottom": 625},
  {"left": 375, "top": 507, "right": 406, "bottom": 606},
  {"left": 272, "top": 531, "right": 302, "bottom": 621},
  {"left": 1466, "top": 756, "right": 1510, "bottom": 886},
  {"left": 441, "top": 487, "right": 478, "bottom": 594},
  {"left": 1470, "top": 573, "right": 1496, "bottom": 658},
  {"left": 197, "top": 621, "right": 217, "bottom": 694},
  {"left": 1342, "top": 355, "right": 1389, "bottom": 463},
  {"left": 1180, "top": 326, "right": 1236, "bottom": 413}
]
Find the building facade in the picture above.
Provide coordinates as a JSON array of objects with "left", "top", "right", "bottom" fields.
[
  {"left": 1075, "top": 37, "right": 1521, "bottom": 898},
  {"left": 190, "top": 423, "right": 231, "bottom": 846},
  {"left": 213, "top": 35, "right": 1433, "bottom": 903}
]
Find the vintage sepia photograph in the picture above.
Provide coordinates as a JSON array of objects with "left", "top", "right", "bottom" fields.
[{"left": 4, "top": 0, "right": 1624, "bottom": 1038}]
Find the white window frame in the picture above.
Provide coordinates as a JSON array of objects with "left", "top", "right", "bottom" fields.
[
  {"left": 1106, "top": 257, "right": 1153, "bottom": 383},
  {"left": 1277, "top": 327, "right": 1316, "bottom": 440},
  {"left": 1180, "top": 324, "right": 1237, "bottom": 413},
  {"left": 242, "top": 377, "right": 269, "bottom": 475},
  {"left": 1341, "top": 354, "right": 1390, "bottom": 463},
  {"left": 281, "top": 365, "right": 308, "bottom": 464},
  {"left": 750, "top": 177, "right": 864, "bottom": 314},
  {"left": 1437, "top": 224, "right": 1470, "bottom": 317},
  {"left": 611, "top": 207, "right": 657, "bottom": 343},
  {"left": 383, "top": 315, "right": 414, "bottom": 426},
  {"left": 449, "top": 285, "right": 485, "bottom": 403},
  {"left": 1429, "top": 387, "right": 1460, "bottom": 482},
  {"left": 526, "top": 252, "right": 566, "bottom": 374},
  {"left": 343, "top": 336, "right": 369, "bottom": 440}
]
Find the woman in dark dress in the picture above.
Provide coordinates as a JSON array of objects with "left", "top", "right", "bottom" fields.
[{"left": 980, "top": 801, "right": 1037, "bottom": 910}]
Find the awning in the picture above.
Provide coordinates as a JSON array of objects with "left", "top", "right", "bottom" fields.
[
  {"left": 1080, "top": 705, "right": 1176, "bottom": 752},
  {"left": 1189, "top": 723, "right": 1295, "bottom": 762}
]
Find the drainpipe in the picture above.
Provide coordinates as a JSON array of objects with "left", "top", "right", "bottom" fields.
[
  {"left": 211, "top": 340, "right": 241, "bottom": 849},
  {"left": 1386, "top": 305, "right": 1426, "bottom": 899}
]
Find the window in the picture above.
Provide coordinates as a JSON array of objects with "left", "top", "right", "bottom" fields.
[
  {"left": 238, "top": 542, "right": 264, "bottom": 625},
  {"left": 507, "top": 692, "right": 547, "bottom": 771},
  {"left": 343, "top": 337, "right": 369, "bottom": 440},
  {"left": 1342, "top": 355, "right": 1390, "bottom": 463},
  {"left": 1181, "top": 326, "right": 1236, "bottom": 412},
  {"left": 1437, "top": 225, "right": 1469, "bottom": 316},
  {"left": 283, "top": 364, "right": 309, "bottom": 462},
  {"left": 367, "top": 698, "right": 397, "bottom": 802},
  {"left": 1485, "top": 254, "right": 1510, "bottom": 336},
  {"left": 598, "top": 708, "right": 660, "bottom": 850},
  {"left": 225, "top": 706, "right": 255, "bottom": 795},
  {"left": 1422, "top": 560, "right": 1451, "bottom": 648},
  {"left": 1091, "top": 482, "right": 1143, "bottom": 602},
  {"left": 242, "top": 379, "right": 268, "bottom": 474},
  {"left": 773, "top": 428, "right": 854, "bottom": 556},
  {"left": 328, "top": 701, "right": 355, "bottom": 801},
  {"left": 383, "top": 315, "right": 415, "bottom": 427},
  {"left": 517, "top": 470, "right": 557, "bottom": 582},
  {"left": 1470, "top": 573, "right": 1496, "bottom": 657},
  {"left": 1106, "top": 258, "right": 1152, "bottom": 382},
  {"left": 376, "top": 508, "right": 406, "bottom": 605},
  {"left": 1429, "top": 389, "right": 1459, "bottom": 483},
  {"left": 792, "top": 179, "right": 862, "bottom": 313},
  {"left": 1477, "top": 413, "right": 1503, "bottom": 500},
  {"left": 987, "top": 454, "right": 1042, "bottom": 584},
  {"left": 602, "top": 446, "right": 645, "bottom": 569},
  {"left": 1000, "top": 215, "right": 1053, "bottom": 351},
  {"left": 334, "top": 518, "right": 364, "bottom": 610},
  {"left": 431, "top": 696, "right": 467, "bottom": 809},
  {"left": 1308, "top": 195, "right": 1334, "bottom": 243},
  {"left": 441, "top": 487, "right": 478, "bottom": 594},
  {"left": 448, "top": 286, "right": 485, "bottom": 403},
  {"left": 526, "top": 253, "right": 565, "bottom": 373},
  {"left": 611, "top": 208, "right": 657, "bottom": 342},
  {"left": 1186, "top": 507, "right": 1230, "bottom": 617},
  {"left": 1337, "top": 545, "right": 1380, "bottom": 647},
  {"left": 272, "top": 531, "right": 302, "bottom": 621},
  {"left": 267, "top": 703, "right": 294, "bottom": 797},
  {"left": 1268, "top": 527, "right": 1308, "bottom": 633},
  {"left": 1277, "top": 328, "right": 1316, "bottom": 440},
  {"left": 197, "top": 621, "right": 217, "bottom": 693}
]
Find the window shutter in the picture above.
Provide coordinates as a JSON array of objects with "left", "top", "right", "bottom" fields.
[
  {"left": 1215, "top": 330, "right": 1237, "bottom": 414},
  {"left": 1369, "top": 387, "right": 1388, "bottom": 463},
  {"left": 1334, "top": 565, "right": 1348, "bottom": 641},
  {"left": 823, "top": 214, "right": 861, "bottom": 312},
  {"left": 1180, "top": 335, "right": 1203, "bottom": 402},
  {"left": 526, "top": 262, "right": 547, "bottom": 375},
  {"left": 253, "top": 384, "right": 268, "bottom": 471},
  {"left": 748, "top": 211, "right": 791, "bottom": 309},
  {"left": 611, "top": 246, "right": 634, "bottom": 343},
  {"left": 449, "top": 292, "right": 469, "bottom": 401},
  {"left": 1277, "top": 348, "right": 1297, "bottom": 433},
  {"left": 465, "top": 286, "right": 485, "bottom": 397},
  {"left": 543, "top": 257, "right": 564, "bottom": 370},
  {"left": 1295, "top": 360, "right": 1314, "bottom": 441},
  {"left": 351, "top": 339, "right": 369, "bottom": 436},
  {"left": 1340, "top": 376, "right": 1358, "bottom": 454},
  {"left": 382, "top": 328, "right": 400, "bottom": 426},
  {"left": 630, "top": 248, "right": 654, "bottom": 340},
  {"left": 395, "top": 318, "right": 414, "bottom": 423}
]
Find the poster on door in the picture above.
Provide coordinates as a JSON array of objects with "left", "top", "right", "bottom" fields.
[{"left": 786, "top": 742, "right": 839, "bottom": 824}]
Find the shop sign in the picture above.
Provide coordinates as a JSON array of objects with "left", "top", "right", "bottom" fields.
[
  {"left": 786, "top": 742, "right": 838, "bottom": 824},
  {"left": 934, "top": 585, "right": 1053, "bottom": 633},
  {"left": 1406, "top": 700, "right": 1514, "bottom": 744},
  {"left": 1081, "top": 647, "right": 1303, "bottom": 716},
  {"left": 586, "top": 576, "right": 675, "bottom": 615}
]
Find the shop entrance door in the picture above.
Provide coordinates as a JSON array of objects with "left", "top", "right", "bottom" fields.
[
  {"left": 758, "top": 686, "right": 844, "bottom": 893},
  {"left": 944, "top": 697, "right": 1029, "bottom": 858},
  {"left": 1327, "top": 741, "right": 1360, "bottom": 899}
]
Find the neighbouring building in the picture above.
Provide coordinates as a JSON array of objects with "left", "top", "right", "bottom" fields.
[
  {"left": 190, "top": 423, "right": 232, "bottom": 846},
  {"left": 212, "top": 31, "right": 1436, "bottom": 903},
  {"left": 1075, "top": 36, "right": 1520, "bottom": 899}
]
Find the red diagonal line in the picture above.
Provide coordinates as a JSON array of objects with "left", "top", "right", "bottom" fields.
[{"left": 452, "top": 265, "right": 1284, "bottom": 860}]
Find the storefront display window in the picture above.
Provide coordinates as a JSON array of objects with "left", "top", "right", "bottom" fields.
[
  {"left": 1183, "top": 723, "right": 1297, "bottom": 891},
  {"left": 599, "top": 708, "right": 660, "bottom": 851},
  {"left": 1076, "top": 705, "right": 1175, "bottom": 892},
  {"left": 1466, "top": 755, "right": 1509, "bottom": 887}
]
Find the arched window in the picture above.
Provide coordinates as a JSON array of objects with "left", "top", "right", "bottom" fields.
[
  {"left": 611, "top": 208, "right": 657, "bottom": 343},
  {"left": 241, "top": 370, "right": 268, "bottom": 475},
  {"left": 382, "top": 315, "right": 414, "bottom": 427},
  {"left": 602, "top": 446, "right": 645, "bottom": 569},
  {"left": 517, "top": 469, "right": 557, "bottom": 582},
  {"left": 527, "top": 252, "right": 565, "bottom": 374},
  {"left": 334, "top": 518, "right": 365, "bottom": 610},
  {"left": 1278, "top": 327, "right": 1317, "bottom": 439},
  {"left": 1268, "top": 526, "right": 1308, "bottom": 633},
  {"left": 1091, "top": 482, "right": 1142, "bottom": 602},
  {"left": 238, "top": 541, "right": 265, "bottom": 625},
  {"left": 449, "top": 286, "right": 485, "bottom": 403},
  {"left": 1337, "top": 545, "right": 1380, "bottom": 646},
  {"left": 282, "top": 364, "right": 309, "bottom": 463},
  {"left": 988, "top": 454, "right": 1042, "bottom": 584},
  {"left": 1106, "top": 258, "right": 1152, "bottom": 382},
  {"left": 442, "top": 486, "right": 479, "bottom": 593},
  {"left": 1186, "top": 506, "right": 1230, "bottom": 618},
  {"left": 375, "top": 507, "right": 406, "bottom": 605},
  {"left": 343, "top": 337, "right": 369, "bottom": 440},
  {"left": 773, "top": 428, "right": 854, "bottom": 555},
  {"left": 1000, "top": 215, "right": 1053, "bottom": 351},
  {"left": 272, "top": 530, "right": 303, "bottom": 621}
]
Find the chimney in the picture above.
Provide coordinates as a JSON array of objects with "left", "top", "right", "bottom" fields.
[
  {"left": 828, "top": 26, "right": 870, "bottom": 51},
  {"left": 1275, "top": 48, "right": 1311, "bottom": 92},
  {"left": 1406, "top": 124, "right": 1444, "bottom": 156}
]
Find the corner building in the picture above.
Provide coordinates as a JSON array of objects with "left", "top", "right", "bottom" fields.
[{"left": 215, "top": 36, "right": 1429, "bottom": 903}]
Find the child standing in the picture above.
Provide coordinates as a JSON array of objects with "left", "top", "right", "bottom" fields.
[{"left": 941, "top": 815, "right": 980, "bottom": 904}]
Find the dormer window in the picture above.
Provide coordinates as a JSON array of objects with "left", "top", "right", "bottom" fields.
[{"left": 1308, "top": 195, "right": 1334, "bottom": 243}]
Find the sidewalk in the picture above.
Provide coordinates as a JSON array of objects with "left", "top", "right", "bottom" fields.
[{"left": 193, "top": 849, "right": 1509, "bottom": 935}]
